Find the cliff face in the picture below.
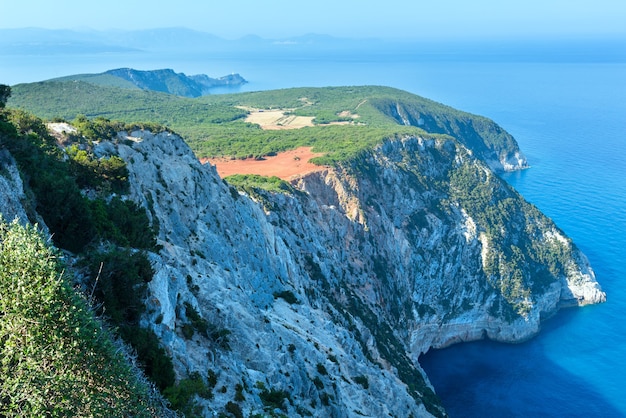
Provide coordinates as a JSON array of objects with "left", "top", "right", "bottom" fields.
[
  {"left": 94, "top": 129, "right": 603, "bottom": 417},
  {"left": 104, "top": 68, "right": 247, "bottom": 97},
  {"left": 369, "top": 96, "right": 528, "bottom": 173}
]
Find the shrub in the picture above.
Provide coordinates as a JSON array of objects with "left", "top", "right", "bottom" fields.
[
  {"left": 354, "top": 375, "right": 369, "bottom": 389},
  {"left": 184, "top": 302, "right": 210, "bottom": 336},
  {"left": 316, "top": 363, "right": 328, "bottom": 375},
  {"left": 259, "top": 388, "right": 291, "bottom": 412},
  {"left": 273, "top": 290, "right": 299, "bottom": 304},
  {"left": 234, "top": 383, "right": 245, "bottom": 401},
  {"left": 88, "top": 248, "right": 153, "bottom": 325},
  {"left": 163, "top": 371, "right": 213, "bottom": 415},
  {"left": 86, "top": 248, "right": 175, "bottom": 391},
  {"left": 225, "top": 401, "right": 244, "bottom": 418},
  {"left": 0, "top": 219, "right": 165, "bottom": 416},
  {"left": 313, "top": 376, "right": 324, "bottom": 389}
]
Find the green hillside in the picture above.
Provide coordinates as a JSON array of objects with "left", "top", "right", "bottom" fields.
[
  {"left": 0, "top": 219, "right": 168, "bottom": 417},
  {"left": 8, "top": 81, "right": 520, "bottom": 167},
  {"left": 50, "top": 72, "right": 141, "bottom": 89}
]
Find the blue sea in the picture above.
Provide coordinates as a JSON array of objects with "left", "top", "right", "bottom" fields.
[{"left": 3, "top": 43, "right": 625, "bottom": 417}]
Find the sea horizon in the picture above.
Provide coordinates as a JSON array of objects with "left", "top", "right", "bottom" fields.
[{"left": 2, "top": 36, "right": 625, "bottom": 416}]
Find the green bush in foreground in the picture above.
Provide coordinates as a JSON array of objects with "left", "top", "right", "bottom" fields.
[{"left": 0, "top": 219, "right": 167, "bottom": 417}]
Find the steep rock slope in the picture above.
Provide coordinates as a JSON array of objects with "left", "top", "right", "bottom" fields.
[
  {"left": 98, "top": 129, "right": 604, "bottom": 417},
  {"left": 368, "top": 93, "right": 527, "bottom": 172}
]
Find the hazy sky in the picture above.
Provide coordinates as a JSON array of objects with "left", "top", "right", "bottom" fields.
[{"left": 2, "top": 0, "right": 626, "bottom": 40}]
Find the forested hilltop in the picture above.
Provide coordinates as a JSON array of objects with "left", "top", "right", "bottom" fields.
[
  {"left": 0, "top": 81, "right": 604, "bottom": 417},
  {"left": 9, "top": 76, "right": 526, "bottom": 172}
]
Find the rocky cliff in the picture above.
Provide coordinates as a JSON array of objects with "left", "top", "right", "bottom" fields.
[
  {"left": 68, "top": 127, "right": 602, "bottom": 417},
  {"left": 368, "top": 95, "right": 528, "bottom": 173}
]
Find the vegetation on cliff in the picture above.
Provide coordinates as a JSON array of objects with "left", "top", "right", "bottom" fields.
[
  {"left": 0, "top": 96, "right": 201, "bottom": 416},
  {"left": 8, "top": 81, "right": 522, "bottom": 170},
  {"left": 0, "top": 219, "right": 169, "bottom": 417}
]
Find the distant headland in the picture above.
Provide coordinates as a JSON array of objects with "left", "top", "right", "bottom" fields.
[{"left": 48, "top": 68, "right": 247, "bottom": 98}]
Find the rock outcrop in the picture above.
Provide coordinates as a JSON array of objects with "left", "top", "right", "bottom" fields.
[{"left": 87, "top": 128, "right": 602, "bottom": 417}]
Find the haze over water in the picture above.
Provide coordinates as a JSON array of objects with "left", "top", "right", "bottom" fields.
[{"left": 3, "top": 39, "right": 625, "bottom": 416}]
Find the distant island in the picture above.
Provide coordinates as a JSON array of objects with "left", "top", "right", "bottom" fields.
[{"left": 48, "top": 68, "right": 247, "bottom": 98}]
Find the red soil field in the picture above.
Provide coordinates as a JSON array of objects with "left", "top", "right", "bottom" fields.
[{"left": 202, "top": 147, "right": 327, "bottom": 180}]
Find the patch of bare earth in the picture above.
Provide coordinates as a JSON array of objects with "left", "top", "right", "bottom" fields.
[
  {"left": 242, "top": 109, "right": 315, "bottom": 130},
  {"left": 242, "top": 107, "right": 359, "bottom": 130},
  {"left": 202, "top": 147, "right": 327, "bottom": 180},
  {"left": 204, "top": 106, "right": 360, "bottom": 179}
]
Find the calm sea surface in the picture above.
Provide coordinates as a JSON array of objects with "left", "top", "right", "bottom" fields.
[{"left": 3, "top": 46, "right": 625, "bottom": 417}]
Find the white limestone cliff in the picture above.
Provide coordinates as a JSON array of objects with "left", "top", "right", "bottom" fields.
[
  {"left": 101, "top": 129, "right": 603, "bottom": 417},
  {"left": 0, "top": 126, "right": 604, "bottom": 417}
]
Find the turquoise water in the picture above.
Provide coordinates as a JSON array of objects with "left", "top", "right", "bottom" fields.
[
  {"left": 217, "top": 58, "right": 626, "bottom": 417},
  {"left": 417, "top": 62, "right": 626, "bottom": 417},
  {"left": 3, "top": 47, "right": 625, "bottom": 416}
]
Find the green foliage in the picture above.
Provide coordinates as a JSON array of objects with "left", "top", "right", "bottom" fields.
[
  {"left": 354, "top": 375, "right": 369, "bottom": 389},
  {"left": 313, "top": 376, "right": 324, "bottom": 389},
  {"left": 0, "top": 108, "right": 157, "bottom": 252},
  {"left": 73, "top": 114, "right": 123, "bottom": 141},
  {"left": 67, "top": 144, "right": 129, "bottom": 194},
  {"left": 367, "top": 94, "right": 519, "bottom": 157},
  {"left": 96, "top": 197, "right": 158, "bottom": 249},
  {"left": 225, "top": 401, "right": 244, "bottom": 418},
  {"left": 273, "top": 290, "right": 299, "bottom": 304},
  {"left": 85, "top": 248, "right": 175, "bottom": 391},
  {"left": 73, "top": 114, "right": 171, "bottom": 140},
  {"left": 316, "top": 363, "right": 328, "bottom": 376},
  {"left": 181, "top": 302, "right": 231, "bottom": 350},
  {"left": 163, "top": 372, "right": 213, "bottom": 416},
  {"left": 259, "top": 387, "right": 291, "bottom": 412},
  {"left": 0, "top": 84, "right": 10, "bottom": 108},
  {"left": 226, "top": 174, "right": 296, "bottom": 194},
  {"left": 6, "top": 108, "right": 48, "bottom": 136},
  {"left": 191, "top": 123, "right": 424, "bottom": 164},
  {"left": 448, "top": 159, "right": 575, "bottom": 316},
  {"left": 123, "top": 326, "right": 176, "bottom": 391},
  {"left": 0, "top": 219, "right": 165, "bottom": 416},
  {"left": 9, "top": 81, "right": 245, "bottom": 137},
  {"left": 9, "top": 83, "right": 518, "bottom": 169},
  {"left": 0, "top": 115, "right": 97, "bottom": 252},
  {"left": 234, "top": 383, "right": 246, "bottom": 401},
  {"left": 88, "top": 248, "right": 153, "bottom": 325},
  {"left": 184, "top": 302, "right": 210, "bottom": 336}
]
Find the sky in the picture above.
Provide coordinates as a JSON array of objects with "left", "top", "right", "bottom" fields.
[{"left": 2, "top": 0, "right": 626, "bottom": 40}]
